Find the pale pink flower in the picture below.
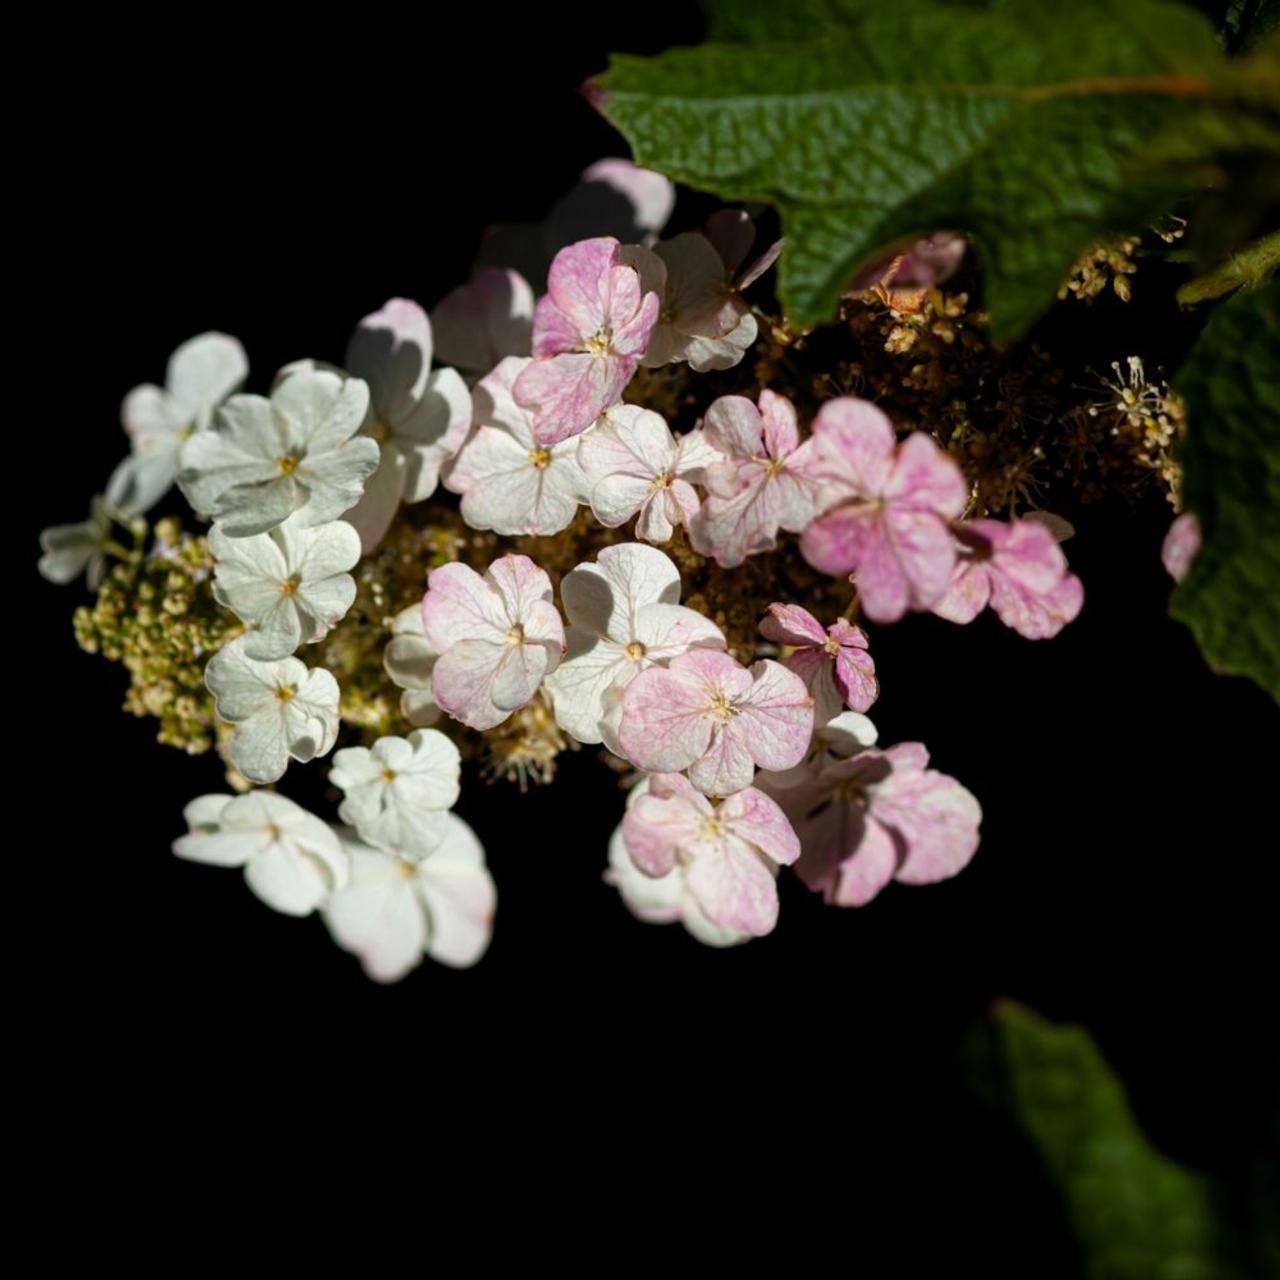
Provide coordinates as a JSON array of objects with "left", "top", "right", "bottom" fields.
[
  {"left": 760, "top": 603, "right": 878, "bottom": 721},
  {"left": 429, "top": 268, "right": 534, "bottom": 377},
  {"left": 577, "top": 404, "right": 723, "bottom": 543},
  {"left": 932, "top": 516, "right": 1084, "bottom": 639},
  {"left": 848, "top": 233, "right": 967, "bottom": 296},
  {"left": 512, "top": 237, "right": 659, "bottom": 446},
  {"left": 689, "top": 390, "right": 824, "bottom": 568},
  {"left": 762, "top": 738, "right": 981, "bottom": 908},
  {"left": 422, "top": 555, "right": 565, "bottom": 731},
  {"left": 801, "top": 397, "right": 968, "bottom": 622},
  {"left": 444, "top": 357, "right": 585, "bottom": 536},
  {"left": 543, "top": 543, "right": 724, "bottom": 749},
  {"left": 617, "top": 649, "right": 814, "bottom": 797},
  {"left": 621, "top": 772, "right": 799, "bottom": 937},
  {"left": 619, "top": 232, "right": 757, "bottom": 371},
  {"left": 1161, "top": 512, "right": 1202, "bottom": 583}
]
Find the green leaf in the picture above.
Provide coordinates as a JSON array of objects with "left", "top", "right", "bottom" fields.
[
  {"left": 596, "top": 0, "right": 1280, "bottom": 338},
  {"left": 1171, "top": 279, "right": 1280, "bottom": 700},
  {"left": 968, "top": 1002, "right": 1250, "bottom": 1280}
]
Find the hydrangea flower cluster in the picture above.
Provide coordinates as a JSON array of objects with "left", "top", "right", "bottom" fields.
[{"left": 43, "top": 158, "right": 1102, "bottom": 982}]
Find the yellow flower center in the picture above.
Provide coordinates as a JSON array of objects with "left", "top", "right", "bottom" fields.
[
  {"left": 274, "top": 686, "right": 295, "bottom": 702},
  {"left": 527, "top": 447, "right": 552, "bottom": 470},
  {"left": 707, "top": 692, "right": 738, "bottom": 724},
  {"left": 276, "top": 454, "right": 301, "bottom": 476},
  {"left": 506, "top": 624, "right": 525, "bottom": 646},
  {"left": 382, "top": 768, "right": 396, "bottom": 782},
  {"left": 823, "top": 635, "right": 841, "bottom": 656},
  {"left": 625, "top": 641, "right": 646, "bottom": 661},
  {"left": 280, "top": 577, "right": 299, "bottom": 596},
  {"left": 367, "top": 419, "right": 390, "bottom": 444},
  {"left": 583, "top": 331, "right": 612, "bottom": 357}
]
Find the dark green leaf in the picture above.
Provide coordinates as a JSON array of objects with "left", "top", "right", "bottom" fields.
[
  {"left": 1171, "top": 279, "right": 1280, "bottom": 700},
  {"left": 597, "top": 0, "right": 1279, "bottom": 337}
]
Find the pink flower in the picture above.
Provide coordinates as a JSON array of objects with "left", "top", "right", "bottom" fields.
[
  {"left": 932, "top": 516, "right": 1083, "bottom": 639},
  {"left": 759, "top": 603, "right": 878, "bottom": 721},
  {"left": 1161, "top": 512, "right": 1202, "bottom": 583},
  {"left": 847, "top": 233, "right": 967, "bottom": 296},
  {"left": 801, "top": 397, "right": 968, "bottom": 622},
  {"left": 443, "top": 357, "right": 585, "bottom": 536},
  {"left": 762, "top": 739, "right": 980, "bottom": 908},
  {"left": 577, "top": 404, "right": 723, "bottom": 544},
  {"left": 617, "top": 649, "right": 814, "bottom": 797},
  {"left": 422, "top": 555, "right": 565, "bottom": 731},
  {"left": 622, "top": 772, "right": 800, "bottom": 937},
  {"left": 429, "top": 268, "right": 534, "bottom": 378},
  {"left": 689, "top": 390, "right": 824, "bottom": 568},
  {"left": 512, "top": 237, "right": 659, "bottom": 446}
]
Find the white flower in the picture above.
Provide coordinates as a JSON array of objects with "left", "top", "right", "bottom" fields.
[
  {"left": 38, "top": 496, "right": 113, "bottom": 588},
  {"left": 443, "top": 356, "right": 585, "bottom": 536},
  {"left": 204, "top": 636, "right": 340, "bottom": 784},
  {"left": 329, "top": 730, "right": 461, "bottom": 858},
  {"left": 384, "top": 604, "right": 440, "bottom": 728},
  {"left": 209, "top": 516, "right": 360, "bottom": 660},
  {"left": 108, "top": 332, "right": 248, "bottom": 515},
  {"left": 543, "top": 542, "right": 724, "bottom": 749},
  {"left": 323, "top": 815, "right": 496, "bottom": 981},
  {"left": 604, "top": 790, "right": 748, "bottom": 948},
  {"left": 340, "top": 298, "right": 472, "bottom": 553},
  {"left": 620, "top": 234, "right": 758, "bottom": 372},
  {"left": 173, "top": 791, "right": 348, "bottom": 917},
  {"left": 178, "top": 367, "right": 379, "bottom": 537},
  {"left": 577, "top": 404, "right": 723, "bottom": 543}
]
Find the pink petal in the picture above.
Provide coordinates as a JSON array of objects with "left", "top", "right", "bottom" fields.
[
  {"left": 685, "top": 837, "right": 780, "bottom": 935},
  {"left": 831, "top": 817, "right": 904, "bottom": 906},
  {"left": 810, "top": 397, "right": 897, "bottom": 497},
  {"left": 530, "top": 293, "right": 583, "bottom": 359},
  {"left": 870, "top": 763, "right": 981, "bottom": 887},
  {"left": 345, "top": 297, "right": 432, "bottom": 424},
  {"left": 421, "top": 562, "right": 507, "bottom": 651},
  {"left": 979, "top": 518, "right": 1066, "bottom": 595},
  {"left": 622, "top": 773, "right": 706, "bottom": 878},
  {"left": 430, "top": 268, "right": 534, "bottom": 373},
  {"left": 688, "top": 718, "right": 758, "bottom": 797},
  {"left": 515, "top": 352, "right": 630, "bottom": 446},
  {"left": 886, "top": 432, "right": 968, "bottom": 519},
  {"left": 489, "top": 639, "right": 550, "bottom": 712},
  {"left": 487, "top": 553, "right": 556, "bottom": 630},
  {"left": 610, "top": 274, "right": 659, "bottom": 356},
  {"left": 719, "top": 787, "right": 801, "bottom": 866},
  {"left": 865, "top": 507, "right": 958, "bottom": 622},
  {"left": 738, "top": 660, "right": 815, "bottom": 772},
  {"left": 1162, "top": 512, "right": 1202, "bottom": 583},
  {"left": 431, "top": 638, "right": 509, "bottom": 730},
  {"left": 759, "top": 390, "right": 799, "bottom": 458},
  {"left": 800, "top": 505, "right": 869, "bottom": 578},
  {"left": 544, "top": 236, "right": 618, "bottom": 338},
  {"left": 832, "top": 642, "right": 878, "bottom": 713},
  {"left": 616, "top": 664, "right": 715, "bottom": 773},
  {"left": 690, "top": 468, "right": 781, "bottom": 568},
  {"left": 931, "top": 561, "right": 992, "bottom": 625},
  {"left": 760, "top": 603, "right": 827, "bottom": 648},
  {"left": 988, "top": 570, "right": 1084, "bottom": 639},
  {"left": 702, "top": 395, "right": 763, "bottom": 458}
]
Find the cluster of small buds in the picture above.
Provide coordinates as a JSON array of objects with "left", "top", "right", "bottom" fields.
[
  {"left": 44, "top": 156, "right": 1157, "bottom": 980},
  {"left": 1058, "top": 235, "right": 1141, "bottom": 304}
]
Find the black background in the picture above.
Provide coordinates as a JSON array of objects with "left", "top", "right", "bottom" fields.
[{"left": 24, "top": 3, "right": 1276, "bottom": 1257}]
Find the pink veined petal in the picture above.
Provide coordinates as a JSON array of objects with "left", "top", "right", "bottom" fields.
[
  {"left": 685, "top": 836, "right": 780, "bottom": 936},
  {"left": 632, "top": 602, "right": 725, "bottom": 661},
  {"left": 666, "top": 479, "right": 701, "bottom": 530},
  {"left": 831, "top": 633, "right": 878, "bottom": 712},
  {"left": 719, "top": 786, "right": 801, "bottom": 866},
  {"left": 810, "top": 397, "right": 897, "bottom": 497},
  {"left": 687, "top": 718, "right": 758, "bottom": 797},
  {"left": 739, "top": 660, "right": 814, "bottom": 772},
  {"left": 515, "top": 352, "right": 630, "bottom": 446},
  {"left": 800, "top": 504, "right": 871, "bottom": 578},
  {"left": 702, "top": 395, "right": 763, "bottom": 458},
  {"left": 977, "top": 518, "right": 1066, "bottom": 594},
  {"left": 988, "top": 569, "right": 1084, "bottom": 639},
  {"left": 486, "top": 553, "right": 556, "bottom": 630},
  {"left": 690, "top": 469, "right": 781, "bottom": 568},
  {"left": 421, "top": 562, "right": 507, "bottom": 650},
  {"left": 531, "top": 293, "right": 584, "bottom": 359},
  {"left": 430, "top": 638, "right": 508, "bottom": 730},
  {"left": 544, "top": 236, "right": 619, "bottom": 338},
  {"left": 613, "top": 289, "right": 661, "bottom": 358},
  {"left": 635, "top": 491, "right": 676, "bottom": 542},
  {"left": 671, "top": 647, "right": 754, "bottom": 699},
  {"left": 832, "top": 816, "right": 905, "bottom": 907},
  {"left": 472, "top": 357, "right": 537, "bottom": 445},
  {"left": 771, "top": 463, "right": 823, "bottom": 534},
  {"left": 870, "top": 765, "right": 981, "bottom": 887},
  {"left": 605, "top": 264, "right": 646, "bottom": 344},
  {"left": 759, "top": 389, "right": 799, "bottom": 458},
  {"left": 870, "top": 506, "right": 959, "bottom": 621},
  {"left": 616, "top": 664, "right": 715, "bottom": 773},
  {"left": 883, "top": 742, "right": 931, "bottom": 772},
  {"left": 623, "top": 774, "right": 707, "bottom": 877},
  {"left": 760, "top": 602, "right": 828, "bottom": 648},
  {"left": 886, "top": 431, "right": 968, "bottom": 519},
  {"left": 833, "top": 512, "right": 912, "bottom": 622},
  {"left": 738, "top": 238, "right": 784, "bottom": 290},
  {"left": 931, "top": 560, "right": 992, "bottom": 625}
]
